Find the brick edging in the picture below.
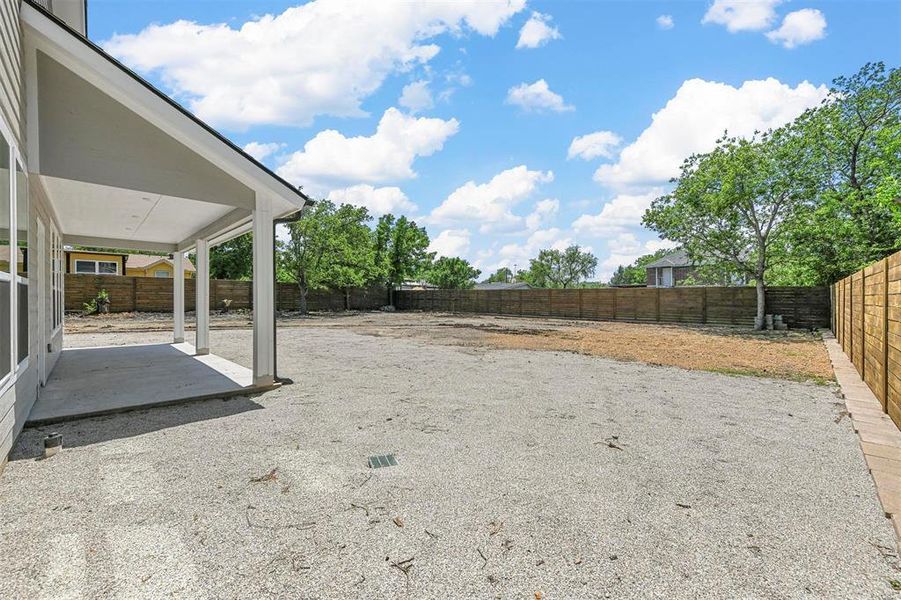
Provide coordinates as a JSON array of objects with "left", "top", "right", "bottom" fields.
[{"left": 823, "top": 332, "right": 901, "bottom": 546}]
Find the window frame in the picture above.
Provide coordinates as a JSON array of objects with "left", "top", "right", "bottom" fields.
[
  {"left": 0, "top": 115, "right": 29, "bottom": 394},
  {"left": 74, "top": 259, "right": 119, "bottom": 275},
  {"left": 51, "top": 225, "right": 63, "bottom": 335}
]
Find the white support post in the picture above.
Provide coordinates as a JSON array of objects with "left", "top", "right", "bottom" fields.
[
  {"left": 173, "top": 251, "right": 185, "bottom": 343},
  {"left": 195, "top": 238, "right": 210, "bottom": 355},
  {"left": 252, "top": 194, "right": 275, "bottom": 386}
]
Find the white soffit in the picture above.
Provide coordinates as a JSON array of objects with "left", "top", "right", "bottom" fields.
[{"left": 41, "top": 176, "right": 236, "bottom": 244}]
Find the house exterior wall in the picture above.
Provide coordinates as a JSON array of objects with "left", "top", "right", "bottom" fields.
[
  {"left": 646, "top": 266, "right": 703, "bottom": 287},
  {"left": 65, "top": 250, "right": 125, "bottom": 274},
  {"left": 0, "top": 4, "right": 64, "bottom": 468},
  {"left": 126, "top": 261, "right": 194, "bottom": 278},
  {"left": 0, "top": 0, "right": 21, "bottom": 148},
  {"left": 0, "top": 171, "right": 61, "bottom": 467}
]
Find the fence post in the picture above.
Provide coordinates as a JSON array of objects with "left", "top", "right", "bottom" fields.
[
  {"left": 702, "top": 287, "right": 708, "bottom": 324},
  {"left": 579, "top": 288, "right": 584, "bottom": 319},
  {"left": 884, "top": 258, "right": 890, "bottom": 412},
  {"left": 655, "top": 287, "right": 661, "bottom": 322},
  {"left": 849, "top": 277, "right": 854, "bottom": 364},
  {"left": 861, "top": 272, "right": 866, "bottom": 372},
  {"left": 612, "top": 288, "right": 618, "bottom": 321}
]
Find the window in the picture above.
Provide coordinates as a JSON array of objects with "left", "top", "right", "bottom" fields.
[
  {"left": 74, "top": 259, "right": 118, "bottom": 275},
  {"left": 0, "top": 134, "right": 10, "bottom": 383},
  {"left": 154, "top": 269, "right": 169, "bottom": 278},
  {"left": 51, "top": 226, "right": 63, "bottom": 331},
  {"left": 16, "top": 160, "right": 27, "bottom": 364}
]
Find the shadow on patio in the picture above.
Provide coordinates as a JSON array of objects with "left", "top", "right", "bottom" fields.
[{"left": 26, "top": 342, "right": 270, "bottom": 427}]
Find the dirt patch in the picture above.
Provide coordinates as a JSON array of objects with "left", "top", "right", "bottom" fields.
[
  {"left": 479, "top": 323, "right": 832, "bottom": 383},
  {"left": 65, "top": 310, "right": 833, "bottom": 383}
]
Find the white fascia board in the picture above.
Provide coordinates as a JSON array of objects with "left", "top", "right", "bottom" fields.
[
  {"left": 21, "top": 4, "right": 306, "bottom": 209},
  {"left": 62, "top": 234, "right": 177, "bottom": 253}
]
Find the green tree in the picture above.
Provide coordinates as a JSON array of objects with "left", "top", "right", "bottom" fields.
[
  {"left": 520, "top": 245, "right": 598, "bottom": 288},
  {"left": 372, "top": 214, "right": 432, "bottom": 304},
  {"left": 278, "top": 200, "right": 374, "bottom": 314},
  {"left": 644, "top": 131, "right": 806, "bottom": 328},
  {"left": 608, "top": 248, "right": 672, "bottom": 286},
  {"left": 210, "top": 232, "right": 253, "bottom": 280},
  {"left": 777, "top": 62, "right": 901, "bottom": 284},
  {"left": 484, "top": 267, "right": 513, "bottom": 284},
  {"left": 426, "top": 256, "right": 480, "bottom": 289}
]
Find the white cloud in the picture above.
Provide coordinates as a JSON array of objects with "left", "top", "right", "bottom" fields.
[
  {"left": 571, "top": 189, "right": 663, "bottom": 236},
  {"left": 277, "top": 108, "right": 459, "bottom": 190},
  {"left": 568, "top": 131, "right": 622, "bottom": 160},
  {"left": 104, "top": 0, "right": 526, "bottom": 129},
  {"left": 702, "top": 0, "right": 781, "bottom": 32},
  {"left": 326, "top": 184, "right": 417, "bottom": 216},
  {"left": 594, "top": 77, "right": 828, "bottom": 187},
  {"left": 430, "top": 165, "right": 554, "bottom": 232},
  {"left": 525, "top": 198, "right": 560, "bottom": 230},
  {"left": 399, "top": 80, "right": 434, "bottom": 113},
  {"left": 516, "top": 12, "right": 562, "bottom": 49},
  {"left": 428, "top": 229, "right": 471, "bottom": 258},
  {"left": 766, "top": 9, "right": 827, "bottom": 48},
  {"left": 506, "top": 79, "right": 574, "bottom": 113},
  {"left": 243, "top": 141, "right": 284, "bottom": 161},
  {"left": 656, "top": 15, "right": 675, "bottom": 30},
  {"left": 498, "top": 227, "right": 572, "bottom": 267}
]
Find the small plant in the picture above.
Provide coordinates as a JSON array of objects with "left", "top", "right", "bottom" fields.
[
  {"left": 220, "top": 298, "right": 233, "bottom": 314},
  {"left": 83, "top": 289, "right": 110, "bottom": 315}
]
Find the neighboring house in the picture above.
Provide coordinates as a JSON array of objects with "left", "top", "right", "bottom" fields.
[
  {"left": 0, "top": 1, "right": 311, "bottom": 467},
  {"left": 474, "top": 281, "right": 532, "bottom": 290},
  {"left": 63, "top": 249, "right": 196, "bottom": 277},
  {"left": 398, "top": 280, "right": 438, "bottom": 290},
  {"left": 645, "top": 248, "right": 746, "bottom": 287},
  {"left": 645, "top": 248, "right": 700, "bottom": 288}
]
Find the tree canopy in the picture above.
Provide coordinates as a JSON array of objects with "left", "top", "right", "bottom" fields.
[
  {"left": 210, "top": 233, "right": 254, "bottom": 280},
  {"left": 426, "top": 256, "right": 481, "bottom": 289},
  {"left": 519, "top": 245, "right": 598, "bottom": 288}
]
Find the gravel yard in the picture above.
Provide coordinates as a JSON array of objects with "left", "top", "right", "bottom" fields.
[{"left": 1, "top": 317, "right": 897, "bottom": 598}]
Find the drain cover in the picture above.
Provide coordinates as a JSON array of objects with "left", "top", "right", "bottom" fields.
[{"left": 368, "top": 454, "right": 398, "bottom": 468}]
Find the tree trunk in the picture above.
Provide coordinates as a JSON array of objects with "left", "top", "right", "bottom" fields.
[
  {"left": 754, "top": 278, "right": 766, "bottom": 330},
  {"left": 299, "top": 286, "right": 308, "bottom": 315}
]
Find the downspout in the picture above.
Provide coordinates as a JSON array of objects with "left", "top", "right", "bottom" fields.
[{"left": 271, "top": 199, "right": 314, "bottom": 383}]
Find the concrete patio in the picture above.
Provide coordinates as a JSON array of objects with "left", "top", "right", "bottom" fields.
[{"left": 26, "top": 342, "right": 261, "bottom": 425}]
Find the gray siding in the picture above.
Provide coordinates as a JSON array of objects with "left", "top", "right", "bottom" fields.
[
  {"left": 0, "top": 175, "right": 61, "bottom": 468},
  {"left": 0, "top": 0, "right": 21, "bottom": 146}
]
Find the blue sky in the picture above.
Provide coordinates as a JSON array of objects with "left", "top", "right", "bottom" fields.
[{"left": 88, "top": 0, "right": 901, "bottom": 280}]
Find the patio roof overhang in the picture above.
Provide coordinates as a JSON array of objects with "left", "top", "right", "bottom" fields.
[{"left": 21, "top": 1, "right": 311, "bottom": 253}]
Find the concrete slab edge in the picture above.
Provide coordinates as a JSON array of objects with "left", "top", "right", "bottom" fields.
[
  {"left": 23, "top": 382, "right": 281, "bottom": 428},
  {"left": 823, "top": 332, "right": 901, "bottom": 550}
]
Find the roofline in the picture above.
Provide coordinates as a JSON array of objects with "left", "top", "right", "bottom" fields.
[{"left": 23, "top": 0, "right": 312, "bottom": 206}]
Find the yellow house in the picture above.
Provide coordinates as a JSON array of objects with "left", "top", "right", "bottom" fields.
[{"left": 64, "top": 250, "right": 195, "bottom": 278}]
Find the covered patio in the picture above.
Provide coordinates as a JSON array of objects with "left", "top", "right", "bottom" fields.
[
  {"left": 21, "top": 4, "right": 310, "bottom": 422},
  {"left": 27, "top": 342, "right": 255, "bottom": 425}
]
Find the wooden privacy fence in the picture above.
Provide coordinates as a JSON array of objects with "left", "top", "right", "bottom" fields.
[
  {"left": 833, "top": 251, "right": 901, "bottom": 427},
  {"left": 64, "top": 274, "right": 388, "bottom": 313},
  {"left": 396, "top": 286, "right": 830, "bottom": 329}
]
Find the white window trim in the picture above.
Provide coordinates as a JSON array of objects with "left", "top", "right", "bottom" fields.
[
  {"left": 74, "top": 259, "right": 119, "bottom": 275},
  {"left": 51, "top": 224, "right": 63, "bottom": 336},
  {"left": 15, "top": 156, "right": 28, "bottom": 369}
]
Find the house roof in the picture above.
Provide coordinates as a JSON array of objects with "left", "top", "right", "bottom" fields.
[
  {"left": 127, "top": 254, "right": 196, "bottom": 272},
  {"left": 64, "top": 249, "right": 197, "bottom": 272},
  {"left": 23, "top": 0, "right": 311, "bottom": 208},
  {"left": 474, "top": 281, "right": 533, "bottom": 290},
  {"left": 644, "top": 248, "right": 693, "bottom": 269}
]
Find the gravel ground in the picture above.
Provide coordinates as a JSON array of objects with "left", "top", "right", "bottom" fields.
[{"left": 0, "top": 324, "right": 898, "bottom": 598}]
